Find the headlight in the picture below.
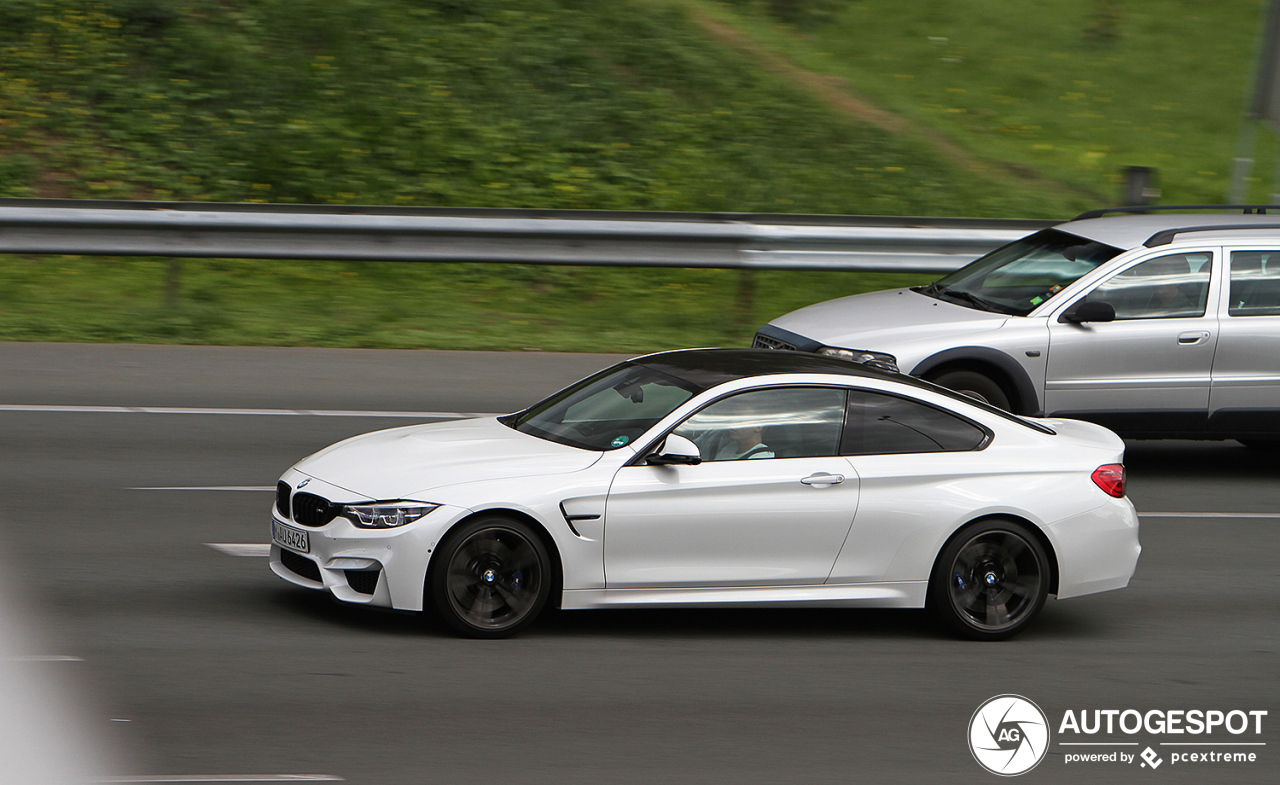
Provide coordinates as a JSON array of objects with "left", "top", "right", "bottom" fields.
[
  {"left": 817, "top": 347, "right": 899, "bottom": 373},
  {"left": 341, "top": 501, "right": 440, "bottom": 529}
]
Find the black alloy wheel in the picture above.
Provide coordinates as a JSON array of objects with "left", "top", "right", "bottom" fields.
[
  {"left": 930, "top": 519, "right": 1049, "bottom": 641},
  {"left": 1238, "top": 439, "right": 1280, "bottom": 450},
  {"left": 930, "top": 370, "right": 1011, "bottom": 411},
  {"left": 429, "top": 516, "right": 551, "bottom": 639}
]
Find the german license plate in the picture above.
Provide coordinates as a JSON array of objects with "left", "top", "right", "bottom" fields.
[{"left": 272, "top": 519, "right": 310, "bottom": 553}]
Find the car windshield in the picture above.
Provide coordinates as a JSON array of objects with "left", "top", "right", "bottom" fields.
[
  {"left": 916, "top": 229, "right": 1123, "bottom": 316},
  {"left": 501, "top": 362, "right": 702, "bottom": 451}
]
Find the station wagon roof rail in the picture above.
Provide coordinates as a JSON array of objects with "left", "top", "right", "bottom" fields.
[
  {"left": 1142, "top": 223, "right": 1280, "bottom": 247},
  {"left": 1073, "top": 204, "right": 1280, "bottom": 220}
]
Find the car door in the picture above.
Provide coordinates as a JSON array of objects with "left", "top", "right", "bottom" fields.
[
  {"left": 826, "top": 389, "right": 993, "bottom": 583},
  {"left": 603, "top": 386, "right": 858, "bottom": 588},
  {"left": 1043, "top": 249, "right": 1220, "bottom": 433},
  {"left": 1208, "top": 248, "right": 1280, "bottom": 436}
]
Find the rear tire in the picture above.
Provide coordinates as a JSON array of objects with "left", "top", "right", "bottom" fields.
[
  {"left": 929, "top": 519, "right": 1049, "bottom": 641},
  {"left": 929, "top": 370, "right": 1011, "bottom": 411},
  {"left": 1238, "top": 439, "right": 1280, "bottom": 450},
  {"left": 428, "top": 515, "right": 551, "bottom": 639}
]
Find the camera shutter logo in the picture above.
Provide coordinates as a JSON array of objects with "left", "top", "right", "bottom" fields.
[{"left": 968, "top": 695, "right": 1050, "bottom": 776}]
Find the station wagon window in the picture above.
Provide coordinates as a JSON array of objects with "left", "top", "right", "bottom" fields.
[
  {"left": 841, "top": 390, "right": 988, "bottom": 455},
  {"left": 1082, "top": 252, "right": 1211, "bottom": 319},
  {"left": 1229, "top": 251, "right": 1280, "bottom": 316},
  {"left": 673, "top": 387, "right": 846, "bottom": 462}
]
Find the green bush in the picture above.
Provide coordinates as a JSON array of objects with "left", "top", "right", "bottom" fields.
[{"left": 0, "top": 0, "right": 1086, "bottom": 351}]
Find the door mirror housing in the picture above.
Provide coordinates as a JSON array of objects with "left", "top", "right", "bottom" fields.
[
  {"left": 1061, "top": 300, "right": 1116, "bottom": 324},
  {"left": 645, "top": 434, "right": 702, "bottom": 465}
]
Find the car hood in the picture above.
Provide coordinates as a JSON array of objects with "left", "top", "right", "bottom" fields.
[
  {"left": 771, "top": 288, "right": 1010, "bottom": 350},
  {"left": 293, "top": 416, "right": 602, "bottom": 500}
]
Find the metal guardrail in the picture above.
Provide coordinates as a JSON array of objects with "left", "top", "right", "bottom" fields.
[{"left": 0, "top": 198, "right": 1055, "bottom": 274}]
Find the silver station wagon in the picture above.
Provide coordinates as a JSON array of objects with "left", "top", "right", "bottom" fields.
[{"left": 755, "top": 207, "right": 1280, "bottom": 446}]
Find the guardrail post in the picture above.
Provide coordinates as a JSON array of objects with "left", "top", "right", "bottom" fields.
[
  {"left": 1122, "top": 166, "right": 1159, "bottom": 208},
  {"left": 736, "top": 269, "right": 757, "bottom": 330},
  {"left": 165, "top": 259, "right": 183, "bottom": 309}
]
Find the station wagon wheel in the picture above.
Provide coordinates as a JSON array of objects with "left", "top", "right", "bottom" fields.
[
  {"left": 429, "top": 516, "right": 551, "bottom": 639},
  {"left": 929, "top": 370, "right": 1011, "bottom": 411},
  {"left": 930, "top": 520, "right": 1048, "bottom": 641}
]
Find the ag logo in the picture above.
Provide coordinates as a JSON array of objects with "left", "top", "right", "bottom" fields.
[{"left": 968, "top": 695, "right": 1050, "bottom": 776}]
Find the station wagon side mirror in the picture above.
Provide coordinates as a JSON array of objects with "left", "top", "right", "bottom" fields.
[
  {"left": 1061, "top": 300, "right": 1116, "bottom": 324},
  {"left": 645, "top": 434, "right": 702, "bottom": 466}
]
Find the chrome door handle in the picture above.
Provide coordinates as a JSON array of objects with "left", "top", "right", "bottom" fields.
[
  {"left": 1177, "top": 331, "right": 1210, "bottom": 345},
  {"left": 800, "top": 473, "right": 844, "bottom": 486}
]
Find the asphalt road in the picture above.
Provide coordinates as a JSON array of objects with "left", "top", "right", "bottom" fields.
[{"left": 0, "top": 343, "right": 1276, "bottom": 785}]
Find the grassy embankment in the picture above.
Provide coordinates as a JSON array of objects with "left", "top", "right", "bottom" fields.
[{"left": 0, "top": 0, "right": 1264, "bottom": 352}]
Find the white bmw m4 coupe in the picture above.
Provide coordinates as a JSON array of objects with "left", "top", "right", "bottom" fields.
[{"left": 271, "top": 349, "right": 1139, "bottom": 640}]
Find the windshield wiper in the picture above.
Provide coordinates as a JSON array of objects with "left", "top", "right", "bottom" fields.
[{"left": 934, "top": 287, "right": 1010, "bottom": 314}]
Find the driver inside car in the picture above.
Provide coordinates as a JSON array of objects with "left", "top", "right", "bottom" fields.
[
  {"left": 676, "top": 394, "right": 777, "bottom": 461},
  {"left": 714, "top": 421, "right": 775, "bottom": 460}
]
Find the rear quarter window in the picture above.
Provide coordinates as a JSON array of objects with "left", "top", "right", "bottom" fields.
[{"left": 841, "top": 390, "right": 990, "bottom": 455}]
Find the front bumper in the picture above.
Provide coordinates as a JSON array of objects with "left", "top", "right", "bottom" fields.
[{"left": 270, "top": 503, "right": 470, "bottom": 611}]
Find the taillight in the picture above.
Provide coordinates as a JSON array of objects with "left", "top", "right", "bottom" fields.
[{"left": 1092, "top": 464, "right": 1126, "bottom": 498}]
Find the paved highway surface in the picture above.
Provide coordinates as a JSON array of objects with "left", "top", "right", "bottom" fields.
[{"left": 0, "top": 343, "right": 1275, "bottom": 784}]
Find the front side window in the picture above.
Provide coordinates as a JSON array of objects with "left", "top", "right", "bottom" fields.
[
  {"left": 921, "top": 229, "right": 1122, "bottom": 316},
  {"left": 1229, "top": 251, "right": 1280, "bottom": 316},
  {"left": 673, "top": 387, "right": 847, "bottom": 462},
  {"left": 1082, "top": 252, "right": 1211, "bottom": 319},
  {"left": 842, "top": 390, "right": 988, "bottom": 455},
  {"left": 505, "top": 363, "right": 700, "bottom": 451}
]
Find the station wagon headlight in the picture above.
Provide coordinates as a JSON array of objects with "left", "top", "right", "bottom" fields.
[
  {"left": 818, "top": 347, "right": 899, "bottom": 373},
  {"left": 342, "top": 502, "right": 439, "bottom": 529}
]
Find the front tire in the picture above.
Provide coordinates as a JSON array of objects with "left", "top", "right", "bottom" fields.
[
  {"left": 428, "top": 516, "right": 551, "bottom": 639},
  {"left": 929, "top": 370, "right": 1011, "bottom": 411},
  {"left": 929, "top": 519, "right": 1049, "bottom": 641}
]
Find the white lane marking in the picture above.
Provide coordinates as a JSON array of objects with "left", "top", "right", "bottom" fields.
[
  {"left": 133, "top": 486, "right": 275, "bottom": 492},
  {"left": 7, "top": 655, "right": 84, "bottom": 662},
  {"left": 206, "top": 543, "right": 271, "bottom": 557},
  {"left": 0, "top": 404, "right": 496, "bottom": 418},
  {"left": 1138, "top": 512, "right": 1280, "bottom": 519},
  {"left": 93, "top": 777, "right": 343, "bottom": 783}
]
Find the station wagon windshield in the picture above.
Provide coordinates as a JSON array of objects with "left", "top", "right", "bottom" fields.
[
  {"left": 916, "top": 229, "right": 1122, "bottom": 316},
  {"left": 502, "top": 362, "right": 701, "bottom": 451}
]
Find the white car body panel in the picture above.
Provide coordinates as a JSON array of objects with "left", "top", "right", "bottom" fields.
[
  {"left": 561, "top": 582, "right": 928, "bottom": 610},
  {"left": 294, "top": 417, "right": 602, "bottom": 500},
  {"left": 604, "top": 456, "right": 861, "bottom": 587},
  {"left": 269, "top": 359, "right": 1139, "bottom": 627}
]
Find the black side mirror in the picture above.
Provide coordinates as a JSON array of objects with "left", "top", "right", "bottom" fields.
[
  {"left": 645, "top": 434, "right": 702, "bottom": 465},
  {"left": 1061, "top": 300, "right": 1116, "bottom": 324}
]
